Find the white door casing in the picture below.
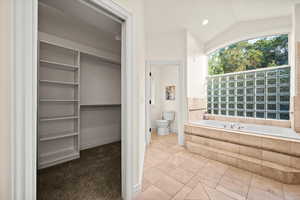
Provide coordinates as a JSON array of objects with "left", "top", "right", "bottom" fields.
[{"left": 145, "top": 60, "right": 187, "bottom": 146}]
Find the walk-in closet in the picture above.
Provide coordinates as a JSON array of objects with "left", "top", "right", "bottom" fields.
[{"left": 37, "top": 0, "right": 122, "bottom": 199}]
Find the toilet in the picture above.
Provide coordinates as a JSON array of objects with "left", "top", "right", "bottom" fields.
[{"left": 156, "top": 111, "right": 175, "bottom": 135}]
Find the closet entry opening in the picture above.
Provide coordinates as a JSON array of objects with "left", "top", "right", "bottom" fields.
[{"left": 37, "top": 0, "right": 123, "bottom": 199}]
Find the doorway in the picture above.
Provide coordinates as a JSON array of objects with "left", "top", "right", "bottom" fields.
[
  {"left": 37, "top": 1, "right": 122, "bottom": 199},
  {"left": 145, "top": 61, "right": 187, "bottom": 146},
  {"left": 11, "top": 0, "right": 135, "bottom": 199}
]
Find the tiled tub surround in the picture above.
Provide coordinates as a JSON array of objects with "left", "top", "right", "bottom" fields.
[
  {"left": 188, "top": 97, "right": 207, "bottom": 121},
  {"left": 189, "top": 109, "right": 205, "bottom": 121},
  {"left": 292, "top": 42, "right": 300, "bottom": 133},
  {"left": 185, "top": 122, "right": 300, "bottom": 184}
]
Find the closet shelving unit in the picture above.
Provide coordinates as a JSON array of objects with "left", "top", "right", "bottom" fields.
[
  {"left": 38, "top": 33, "right": 122, "bottom": 169},
  {"left": 38, "top": 40, "right": 81, "bottom": 169}
]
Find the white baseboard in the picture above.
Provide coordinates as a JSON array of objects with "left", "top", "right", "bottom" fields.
[
  {"left": 133, "top": 183, "right": 142, "bottom": 197},
  {"left": 80, "top": 137, "right": 121, "bottom": 150}
]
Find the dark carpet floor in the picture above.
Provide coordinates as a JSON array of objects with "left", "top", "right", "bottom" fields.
[{"left": 38, "top": 142, "right": 121, "bottom": 200}]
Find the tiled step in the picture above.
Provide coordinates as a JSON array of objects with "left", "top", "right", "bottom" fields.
[
  {"left": 185, "top": 124, "right": 300, "bottom": 157},
  {"left": 186, "top": 134, "right": 300, "bottom": 170},
  {"left": 186, "top": 141, "right": 300, "bottom": 184}
]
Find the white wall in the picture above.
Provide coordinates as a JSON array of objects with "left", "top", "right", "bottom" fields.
[
  {"left": 80, "top": 107, "right": 121, "bottom": 150},
  {"left": 150, "top": 66, "right": 161, "bottom": 128},
  {"left": 146, "top": 30, "right": 209, "bottom": 100},
  {"left": 291, "top": 3, "right": 300, "bottom": 131},
  {"left": 292, "top": 4, "right": 300, "bottom": 97},
  {"left": 186, "top": 32, "right": 207, "bottom": 99},
  {"left": 150, "top": 65, "right": 178, "bottom": 133},
  {"left": 80, "top": 54, "right": 121, "bottom": 105},
  {"left": 205, "top": 16, "right": 292, "bottom": 54},
  {"left": 146, "top": 30, "right": 186, "bottom": 61},
  {"left": 0, "top": 1, "right": 11, "bottom": 199},
  {"left": 80, "top": 53, "right": 121, "bottom": 150},
  {"left": 293, "top": 5, "right": 300, "bottom": 42}
]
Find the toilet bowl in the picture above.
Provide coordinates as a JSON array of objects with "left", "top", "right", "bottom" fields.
[
  {"left": 156, "top": 120, "right": 169, "bottom": 135},
  {"left": 156, "top": 111, "right": 175, "bottom": 136}
]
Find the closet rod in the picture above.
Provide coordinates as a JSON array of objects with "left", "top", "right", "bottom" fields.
[
  {"left": 80, "top": 104, "right": 121, "bottom": 107},
  {"left": 40, "top": 116, "right": 79, "bottom": 122},
  {"left": 40, "top": 80, "right": 79, "bottom": 86}
]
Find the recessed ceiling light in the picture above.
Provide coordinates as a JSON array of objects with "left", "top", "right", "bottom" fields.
[{"left": 202, "top": 19, "right": 209, "bottom": 26}]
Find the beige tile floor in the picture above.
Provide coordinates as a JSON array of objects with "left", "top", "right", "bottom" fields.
[{"left": 135, "top": 133, "right": 300, "bottom": 200}]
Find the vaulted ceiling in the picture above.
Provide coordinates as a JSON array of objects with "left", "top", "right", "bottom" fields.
[{"left": 145, "top": 0, "right": 300, "bottom": 44}]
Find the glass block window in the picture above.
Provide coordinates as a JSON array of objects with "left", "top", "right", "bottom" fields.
[{"left": 207, "top": 66, "right": 290, "bottom": 120}]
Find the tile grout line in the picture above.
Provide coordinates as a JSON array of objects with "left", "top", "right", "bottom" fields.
[
  {"left": 214, "top": 163, "right": 229, "bottom": 189},
  {"left": 145, "top": 142, "right": 210, "bottom": 199},
  {"left": 185, "top": 157, "right": 209, "bottom": 190},
  {"left": 245, "top": 173, "right": 254, "bottom": 200},
  {"left": 148, "top": 156, "right": 188, "bottom": 198},
  {"left": 202, "top": 184, "right": 213, "bottom": 200},
  {"left": 281, "top": 183, "right": 286, "bottom": 200}
]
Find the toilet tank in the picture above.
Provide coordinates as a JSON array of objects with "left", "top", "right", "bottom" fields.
[{"left": 163, "top": 111, "right": 175, "bottom": 120}]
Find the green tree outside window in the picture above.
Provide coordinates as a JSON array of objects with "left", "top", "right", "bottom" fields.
[{"left": 208, "top": 35, "right": 289, "bottom": 75}]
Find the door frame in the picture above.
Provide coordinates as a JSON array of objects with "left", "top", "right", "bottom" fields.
[
  {"left": 11, "top": 0, "right": 135, "bottom": 200},
  {"left": 145, "top": 60, "right": 188, "bottom": 146}
]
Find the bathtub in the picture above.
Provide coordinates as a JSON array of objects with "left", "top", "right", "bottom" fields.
[{"left": 189, "top": 120, "right": 300, "bottom": 140}]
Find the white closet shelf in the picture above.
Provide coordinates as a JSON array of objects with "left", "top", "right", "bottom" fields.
[
  {"left": 40, "top": 115, "right": 79, "bottom": 122},
  {"left": 40, "top": 80, "right": 79, "bottom": 86},
  {"left": 40, "top": 132, "right": 78, "bottom": 142},
  {"left": 40, "top": 99, "right": 80, "bottom": 102},
  {"left": 40, "top": 59, "right": 79, "bottom": 71},
  {"left": 80, "top": 104, "right": 121, "bottom": 107}
]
